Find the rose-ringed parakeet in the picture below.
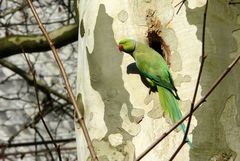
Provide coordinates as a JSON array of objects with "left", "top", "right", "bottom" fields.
[{"left": 118, "top": 38, "right": 191, "bottom": 146}]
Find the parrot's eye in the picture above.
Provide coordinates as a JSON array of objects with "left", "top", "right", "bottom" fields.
[{"left": 118, "top": 44, "right": 123, "bottom": 51}]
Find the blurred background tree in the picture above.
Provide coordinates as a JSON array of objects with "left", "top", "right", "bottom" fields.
[{"left": 0, "top": 0, "right": 78, "bottom": 160}]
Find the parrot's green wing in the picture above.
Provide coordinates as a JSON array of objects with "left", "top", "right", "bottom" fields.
[
  {"left": 139, "top": 69, "right": 180, "bottom": 99},
  {"left": 133, "top": 45, "right": 179, "bottom": 99}
]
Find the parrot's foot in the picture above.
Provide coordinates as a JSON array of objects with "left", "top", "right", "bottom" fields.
[
  {"left": 175, "top": 92, "right": 181, "bottom": 100},
  {"left": 148, "top": 86, "right": 157, "bottom": 95}
]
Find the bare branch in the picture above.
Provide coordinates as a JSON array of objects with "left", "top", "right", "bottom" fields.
[
  {"left": 26, "top": 0, "right": 99, "bottom": 160},
  {"left": 7, "top": 102, "right": 70, "bottom": 145},
  {"left": 169, "top": 1, "right": 209, "bottom": 160},
  {"left": 34, "top": 128, "right": 54, "bottom": 161},
  {"left": 0, "top": 2, "right": 28, "bottom": 18},
  {"left": 175, "top": 0, "right": 187, "bottom": 14},
  {"left": 23, "top": 53, "right": 62, "bottom": 161},
  {"left": 3, "top": 147, "right": 76, "bottom": 158},
  {"left": 0, "top": 138, "right": 75, "bottom": 148},
  {"left": 229, "top": 2, "right": 240, "bottom": 5},
  {"left": 0, "top": 24, "right": 78, "bottom": 58},
  {"left": 0, "top": 59, "right": 71, "bottom": 103}
]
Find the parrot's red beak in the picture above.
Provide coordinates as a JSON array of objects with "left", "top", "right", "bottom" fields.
[{"left": 118, "top": 44, "right": 123, "bottom": 51}]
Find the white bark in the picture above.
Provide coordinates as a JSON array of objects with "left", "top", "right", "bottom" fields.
[{"left": 76, "top": 0, "right": 240, "bottom": 160}]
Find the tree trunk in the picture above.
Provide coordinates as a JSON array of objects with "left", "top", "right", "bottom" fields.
[{"left": 76, "top": 0, "right": 240, "bottom": 160}]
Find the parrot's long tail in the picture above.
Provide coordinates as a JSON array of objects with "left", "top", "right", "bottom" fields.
[{"left": 157, "top": 86, "right": 192, "bottom": 147}]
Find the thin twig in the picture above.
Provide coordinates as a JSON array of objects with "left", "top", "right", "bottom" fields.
[
  {"left": 229, "top": 2, "right": 240, "bottom": 5},
  {"left": 0, "top": 59, "right": 71, "bottom": 103},
  {"left": 26, "top": 0, "right": 98, "bottom": 160},
  {"left": 34, "top": 128, "right": 37, "bottom": 161},
  {"left": 3, "top": 147, "right": 76, "bottom": 157},
  {"left": 0, "top": 73, "right": 16, "bottom": 84},
  {"left": 0, "top": 148, "right": 6, "bottom": 161},
  {"left": 7, "top": 102, "right": 70, "bottom": 144},
  {"left": 0, "top": 138, "right": 75, "bottom": 148},
  {"left": 23, "top": 53, "right": 62, "bottom": 161},
  {"left": 175, "top": 0, "right": 187, "bottom": 14},
  {"left": 35, "top": 128, "right": 54, "bottom": 161},
  {"left": 169, "top": 1, "right": 209, "bottom": 160},
  {"left": 135, "top": 50, "right": 240, "bottom": 161},
  {"left": 174, "top": 0, "right": 184, "bottom": 7}
]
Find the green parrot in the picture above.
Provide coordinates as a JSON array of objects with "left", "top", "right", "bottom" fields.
[{"left": 118, "top": 38, "right": 191, "bottom": 146}]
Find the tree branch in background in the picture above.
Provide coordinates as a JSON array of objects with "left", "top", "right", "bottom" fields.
[
  {"left": 23, "top": 53, "right": 62, "bottom": 161},
  {"left": 2, "top": 147, "right": 76, "bottom": 158},
  {"left": 0, "top": 58, "right": 73, "bottom": 145},
  {"left": 0, "top": 59, "right": 71, "bottom": 103},
  {"left": 0, "top": 24, "right": 78, "bottom": 58},
  {"left": 7, "top": 102, "right": 71, "bottom": 145},
  {"left": 34, "top": 128, "right": 55, "bottom": 161},
  {"left": 0, "top": 2, "right": 28, "bottom": 18},
  {"left": 26, "top": 0, "right": 99, "bottom": 160},
  {"left": 0, "top": 138, "right": 75, "bottom": 148}
]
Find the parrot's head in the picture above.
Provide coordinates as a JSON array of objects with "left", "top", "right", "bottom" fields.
[{"left": 118, "top": 39, "right": 136, "bottom": 54}]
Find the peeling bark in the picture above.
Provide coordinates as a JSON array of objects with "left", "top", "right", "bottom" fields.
[{"left": 76, "top": 0, "right": 240, "bottom": 160}]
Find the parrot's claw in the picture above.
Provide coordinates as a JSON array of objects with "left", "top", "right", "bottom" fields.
[{"left": 149, "top": 89, "right": 152, "bottom": 95}]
